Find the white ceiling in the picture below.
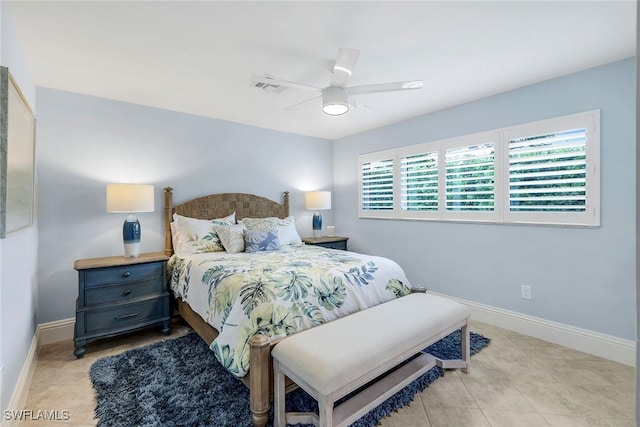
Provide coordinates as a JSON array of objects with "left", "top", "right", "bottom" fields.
[{"left": 5, "top": 1, "right": 636, "bottom": 140}]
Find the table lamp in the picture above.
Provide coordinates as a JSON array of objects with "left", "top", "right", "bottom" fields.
[
  {"left": 305, "top": 191, "right": 331, "bottom": 238},
  {"left": 106, "top": 184, "right": 155, "bottom": 257}
]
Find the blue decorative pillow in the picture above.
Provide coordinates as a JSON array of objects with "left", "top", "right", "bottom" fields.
[{"left": 244, "top": 230, "right": 281, "bottom": 253}]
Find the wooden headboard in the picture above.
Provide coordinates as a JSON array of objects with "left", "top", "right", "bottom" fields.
[{"left": 163, "top": 187, "right": 289, "bottom": 256}]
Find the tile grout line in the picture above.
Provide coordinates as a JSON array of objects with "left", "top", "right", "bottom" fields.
[
  {"left": 415, "top": 384, "right": 433, "bottom": 427},
  {"left": 455, "top": 369, "right": 495, "bottom": 427}
]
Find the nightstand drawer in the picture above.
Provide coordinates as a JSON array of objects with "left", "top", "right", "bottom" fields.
[
  {"left": 84, "top": 298, "right": 166, "bottom": 333},
  {"left": 83, "top": 262, "right": 164, "bottom": 287},
  {"left": 85, "top": 280, "right": 165, "bottom": 306},
  {"left": 317, "top": 240, "right": 347, "bottom": 251}
]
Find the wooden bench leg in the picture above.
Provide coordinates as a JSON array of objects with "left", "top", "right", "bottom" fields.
[
  {"left": 273, "top": 359, "right": 286, "bottom": 427},
  {"left": 461, "top": 320, "right": 470, "bottom": 374},
  {"left": 318, "top": 396, "right": 334, "bottom": 427},
  {"left": 433, "top": 321, "right": 471, "bottom": 371}
]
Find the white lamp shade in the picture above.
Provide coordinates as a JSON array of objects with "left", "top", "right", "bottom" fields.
[
  {"left": 106, "top": 184, "right": 155, "bottom": 213},
  {"left": 305, "top": 191, "right": 332, "bottom": 210}
]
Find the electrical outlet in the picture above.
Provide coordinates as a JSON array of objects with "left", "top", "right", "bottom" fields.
[{"left": 521, "top": 285, "right": 532, "bottom": 300}]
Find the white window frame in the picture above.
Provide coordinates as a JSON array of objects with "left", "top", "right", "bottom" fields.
[{"left": 357, "top": 110, "right": 600, "bottom": 227}]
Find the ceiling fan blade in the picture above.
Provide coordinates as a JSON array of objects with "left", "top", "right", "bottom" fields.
[
  {"left": 329, "top": 48, "right": 360, "bottom": 88},
  {"left": 348, "top": 80, "right": 423, "bottom": 96},
  {"left": 350, "top": 97, "right": 373, "bottom": 113},
  {"left": 285, "top": 95, "right": 321, "bottom": 111},
  {"left": 251, "top": 75, "right": 322, "bottom": 93}
]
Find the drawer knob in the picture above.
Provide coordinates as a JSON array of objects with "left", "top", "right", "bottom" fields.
[
  {"left": 122, "top": 289, "right": 132, "bottom": 296},
  {"left": 115, "top": 312, "right": 139, "bottom": 320},
  {"left": 122, "top": 271, "right": 131, "bottom": 278}
]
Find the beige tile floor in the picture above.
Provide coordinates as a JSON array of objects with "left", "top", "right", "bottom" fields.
[{"left": 18, "top": 319, "right": 636, "bottom": 427}]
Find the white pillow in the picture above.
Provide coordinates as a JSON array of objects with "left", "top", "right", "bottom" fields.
[
  {"left": 170, "top": 221, "right": 178, "bottom": 252},
  {"left": 213, "top": 223, "right": 247, "bottom": 254},
  {"left": 276, "top": 216, "right": 302, "bottom": 246},
  {"left": 241, "top": 217, "right": 278, "bottom": 232},
  {"left": 172, "top": 212, "right": 236, "bottom": 255},
  {"left": 242, "top": 216, "right": 302, "bottom": 245},
  {"left": 173, "top": 212, "right": 236, "bottom": 231}
]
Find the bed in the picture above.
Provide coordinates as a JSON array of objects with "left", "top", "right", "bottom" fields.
[{"left": 163, "top": 187, "right": 412, "bottom": 427}]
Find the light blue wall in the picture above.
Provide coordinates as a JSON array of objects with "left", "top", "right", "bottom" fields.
[
  {"left": 0, "top": 1, "right": 38, "bottom": 411},
  {"left": 334, "top": 58, "right": 636, "bottom": 340},
  {"left": 36, "top": 88, "right": 333, "bottom": 323}
]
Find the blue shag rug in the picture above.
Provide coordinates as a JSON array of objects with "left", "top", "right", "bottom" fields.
[{"left": 90, "top": 330, "right": 490, "bottom": 427}]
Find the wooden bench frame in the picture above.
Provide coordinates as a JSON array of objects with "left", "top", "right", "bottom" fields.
[{"left": 273, "top": 318, "right": 469, "bottom": 427}]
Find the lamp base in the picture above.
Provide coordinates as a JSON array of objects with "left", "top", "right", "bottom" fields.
[
  {"left": 312, "top": 212, "right": 323, "bottom": 238},
  {"left": 123, "top": 214, "right": 141, "bottom": 258},
  {"left": 123, "top": 242, "right": 141, "bottom": 258}
]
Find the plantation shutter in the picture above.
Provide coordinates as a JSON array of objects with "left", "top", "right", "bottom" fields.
[
  {"left": 400, "top": 152, "right": 438, "bottom": 211},
  {"left": 508, "top": 128, "right": 587, "bottom": 212},
  {"left": 361, "top": 158, "right": 394, "bottom": 212},
  {"left": 358, "top": 110, "right": 598, "bottom": 225},
  {"left": 445, "top": 143, "right": 495, "bottom": 211}
]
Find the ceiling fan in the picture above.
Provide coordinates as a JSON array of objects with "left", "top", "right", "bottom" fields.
[{"left": 251, "top": 48, "right": 423, "bottom": 116}]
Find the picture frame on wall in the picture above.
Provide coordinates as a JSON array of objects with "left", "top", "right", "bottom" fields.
[{"left": 0, "top": 66, "right": 36, "bottom": 238}]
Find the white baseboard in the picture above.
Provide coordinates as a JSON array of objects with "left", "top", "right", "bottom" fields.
[
  {"left": 37, "top": 318, "right": 74, "bottom": 346},
  {"left": 430, "top": 291, "right": 636, "bottom": 367},
  {"left": 3, "top": 333, "right": 38, "bottom": 427},
  {"left": 2, "top": 319, "right": 75, "bottom": 427}
]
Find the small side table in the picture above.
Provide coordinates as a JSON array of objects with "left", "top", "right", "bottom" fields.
[
  {"left": 73, "top": 252, "right": 171, "bottom": 358},
  {"left": 302, "top": 236, "right": 349, "bottom": 251}
]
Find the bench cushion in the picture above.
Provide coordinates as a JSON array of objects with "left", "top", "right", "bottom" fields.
[{"left": 271, "top": 293, "right": 469, "bottom": 396}]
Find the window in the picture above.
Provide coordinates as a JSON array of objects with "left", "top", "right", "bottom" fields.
[
  {"left": 445, "top": 143, "right": 495, "bottom": 212},
  {"left": 360, "top": 153, "right": 395, "bottom": 217},
  {"left": 400, "top": 151, "right": 438, "bottom": 212},
  {"left": 358, "top": 110, "right": 600, "bottom": 226},
  {"left": 501, "top": 112, "right": 598, "bottom": 225}
]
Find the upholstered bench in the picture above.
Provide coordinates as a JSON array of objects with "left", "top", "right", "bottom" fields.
[{"left": 272, "top": 293, "right": 470, "bottom": 427}]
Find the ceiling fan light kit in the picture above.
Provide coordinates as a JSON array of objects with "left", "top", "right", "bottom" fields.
[
  {"left": 252, "top": 48, "right": 423, "bottom": 116},
  {"left": 322, "top": 87, "right": 349, "bottom": 116}
]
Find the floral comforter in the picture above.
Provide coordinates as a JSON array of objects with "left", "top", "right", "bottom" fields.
[{"left": 169, "top": 245, "right": 411, "bottom": 377}]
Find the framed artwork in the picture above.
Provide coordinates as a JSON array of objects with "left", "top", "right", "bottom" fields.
[{"left": 0, "top": 66, "right": 36, "bottom": 238}]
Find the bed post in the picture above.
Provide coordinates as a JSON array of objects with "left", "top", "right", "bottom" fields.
[
  {"left": 164, "top": 187, "right": 173, "bottom": 256},
  {"left": 283, "top": 191, "right": 289, "bottom": 217},
  {"left": 249, "top": 334, "right": 271, "bottom": 427}
]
